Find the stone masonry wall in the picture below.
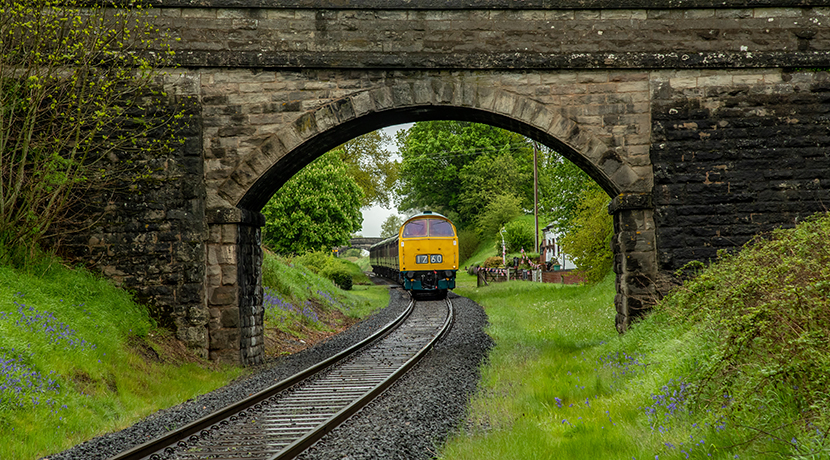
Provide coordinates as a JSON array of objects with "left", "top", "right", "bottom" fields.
[
  {"left": 151, "top": 6, "right": 830, "bottom": 70},
  {"left": 651, "top": 69, "right": 830, "bottom": 274},
  {"left": 61, "top": 89, "right": 210, "bottom": 356}
]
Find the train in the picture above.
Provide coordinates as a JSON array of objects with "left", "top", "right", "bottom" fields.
[{"left": 369, "top": 211, "right": 459, "bottom": 298}]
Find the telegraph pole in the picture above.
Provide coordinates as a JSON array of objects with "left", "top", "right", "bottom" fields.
[{"left": 533, "top": 142, "right": 539, "bottom": 253}]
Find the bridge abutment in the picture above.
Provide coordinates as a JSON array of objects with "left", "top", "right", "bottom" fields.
[
  {"left": 206, "top": 208, "right": 265, "bottom": 364},
  {"left": 610, "top": 193, "right": 659, "bottom": 332}
]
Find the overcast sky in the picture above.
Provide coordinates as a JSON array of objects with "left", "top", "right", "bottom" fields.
[{"left": 359, "top": 123, "right": 413, "bottom": 237}]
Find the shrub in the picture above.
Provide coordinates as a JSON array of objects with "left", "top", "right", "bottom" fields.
[
  {"left": 330, "top": 272, "right": 353, "bottom": 291},
  {"left": 458, "top": 228, "right": 482, "bottom": 264},
  {"left": 497, "top": 218, "right": 535, "bottom": 254},
  {"left": 484, "top": 256, "right": 503, "bottom": 268},
  {"left": 560, "top": 187, "right": 613, "bottom": 284}
]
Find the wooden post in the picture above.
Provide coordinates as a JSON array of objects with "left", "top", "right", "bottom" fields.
[{"left": 533, "top": 142, "right": 539, "bottom": 253}]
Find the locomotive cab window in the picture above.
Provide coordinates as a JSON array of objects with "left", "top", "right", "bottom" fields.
[
  {"left": 428, "top": 219, "right": 454, "bottom": 237},
  {"left": 402, "top": 220, "right": 427, "bottom": 237}
]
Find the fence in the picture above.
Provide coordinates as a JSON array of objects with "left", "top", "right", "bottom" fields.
[{"left": 474, "top": 267, "right": 584, "bottom": 287}]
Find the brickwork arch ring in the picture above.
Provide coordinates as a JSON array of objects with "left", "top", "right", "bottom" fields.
[{"left": 215, "top": 81, "right": 651, "bottom": 212}]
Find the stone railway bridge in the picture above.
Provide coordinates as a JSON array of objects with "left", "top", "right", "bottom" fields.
[
  {"left": 347, "top": 237, "right": 385, "bottom": 251},
  {"left": 68, "top": 0, "right": 830, "bottom": 364}
]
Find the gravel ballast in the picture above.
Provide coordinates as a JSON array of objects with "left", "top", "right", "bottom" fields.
[{"left": 47, "top": 287, "right": 492, "bottom": 460}]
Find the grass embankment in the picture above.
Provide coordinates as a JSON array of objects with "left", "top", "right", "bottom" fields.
[
  {"left": 0, "top": 251, "right": 387, "bottom": 459},
  {"left": 260, "top": 250, "right": 389, "bottom": 356},
  {"left": 443, "top": 213, "right": 830, "bottom": 460},
  {"left": 0, "top": 259, "right": 245, "bottom": 460}
]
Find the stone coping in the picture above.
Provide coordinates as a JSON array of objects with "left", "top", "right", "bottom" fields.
[
  {"left": 168, "top": 50, "right": 830, "bottom": 70},
  {"left": 102, "top": 0, "right": 830, "bottom": 10}
]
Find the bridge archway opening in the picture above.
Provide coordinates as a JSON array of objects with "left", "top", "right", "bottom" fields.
[{"left": 209, "top": 88, "right": 656, "bottom": 365}]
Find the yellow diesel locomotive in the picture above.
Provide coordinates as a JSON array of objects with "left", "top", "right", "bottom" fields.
[{"left": 369, "top": 212, "right": 458, "bottom": 297}]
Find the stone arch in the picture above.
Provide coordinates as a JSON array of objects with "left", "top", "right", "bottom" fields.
[
  {"left": 205, "top": 79, "right": 657, "bottom": 364},
  {"left": 215, "top": 81, "right": 650, "bottom": 211}
]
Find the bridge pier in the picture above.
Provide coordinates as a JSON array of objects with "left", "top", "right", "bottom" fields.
[
  {"left": 609, "top": 193, "right": 659, "bottom": 333},
  {"left": 206, "top": 208, "right": 265, "bottom": 365}
]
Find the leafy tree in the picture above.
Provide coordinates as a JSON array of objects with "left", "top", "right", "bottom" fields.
[
  {"left": 380, "top": 214, "right": 404, "bottom": 238},
  {"left": 458, "top": 151, "right": 529, "bottom": 220},
  {"left": 396, "top": 121, "right": 533, "bottom": 228},
  {"left": 499, "top": 218, "right": 537, "bottom": 254},
  {"left": 560, "top": 187, "right": 613, "bottom": 283},
  {"left": 538, "top": 148, "right": 597, "bottom": 235},
  {"left": 261, "top": 152, "right": 364, "bottom": 254},
  {"left": 334, "top": 131, "right": 399, "bottom": 208},
  {"left": 477, "top": 193, "right": 523, "bottom": 240},
  {"left": 0, "top": 0, "right": 177, "bottom": 261}
]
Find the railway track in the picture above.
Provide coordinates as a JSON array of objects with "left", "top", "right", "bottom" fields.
[{"left": 110, "top": 297, "right": 453, "bottom": 460}]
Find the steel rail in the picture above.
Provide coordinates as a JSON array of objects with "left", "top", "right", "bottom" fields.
[
  {"left": 108, "top": 296, "right": 416, "bottom": 460},
  {"left": 269, "top": 297, "right": 454, "bottom": 460}
]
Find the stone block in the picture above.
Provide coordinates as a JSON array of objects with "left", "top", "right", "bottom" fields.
[
  {"left": 221, "top": 307, "right": 240, "bottom": 328},
  {"left": 208, "top": 244, "right": 235, "bottom": 265},
  {"left": 210, "top": 285, "right": 237, "bottom": 306},
  {"left": 391, "top": 83, "right": 414, "bottom": 106},
  {"left": 176, "top": 325, "right": 207, "bottom": 348},
  {"left": 476, "top": 86, "right": 496, "bottom": 111},
  {"left": 351, "top": 90, "right": 375, "bottom": 117},
  {"left": 371, "top": 86, "right": 395, "bottom": 110},
  {"left": 413, "top": 79, "right": 434, "bottom": 105},
  {"left": 222, "top": 265, "right": 238, "bottom": 285}
]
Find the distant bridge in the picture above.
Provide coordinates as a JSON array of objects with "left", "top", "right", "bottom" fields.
[{"left": 347, "top": 237, "right": 385, "bottom": 251}]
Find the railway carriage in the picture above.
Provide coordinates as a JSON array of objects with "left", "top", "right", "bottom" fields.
[{"left": 369, "top": 212, "right": 458, "bottom": 298}]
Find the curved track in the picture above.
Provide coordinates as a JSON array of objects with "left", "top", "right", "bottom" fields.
[{"left": 109, "top": 297, "right": 453, "bottom": 460}]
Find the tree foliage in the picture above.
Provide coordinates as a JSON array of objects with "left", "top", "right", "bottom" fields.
[
  {"left": 334, "top": 131, "right": 399, "bottom": 208},
  {"left": 261, "top": 152, "right": 364, "bottom": 254},
  {"left": 396, "top": 121, "right": 533, "bottom": 228},
  {"left": 0, "top": 0, "right": 178, "bottom": 261},
  {"left": 499, "top": 217, "right": 537, "bottom": 254},
  {"left": 379, "top": 214, "right": 404, "bottom": 239},
  {"left": 559, "top": 187, "right": 613, "bottom": 283},
  {"left": 538, "top": 148, "right": 597, "bottom": 235},
  {"left": 477, "top": 193, "right": 523, "bottom": 240}
]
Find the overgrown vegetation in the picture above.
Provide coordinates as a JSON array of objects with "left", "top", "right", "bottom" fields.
[
  {"left": 259, "top": 251, "right": 388, "bottom": 354},
  {"left": 443, "top": 213, "right": 830, "bottom": 459},
  {"left": 0, "top": 0, "right": 179, "bottom": 262},
  {"left": 559, "top": 187, "right": 614, "bottom": 283},
  {"left": 0, "top": 257, "right": 245, "bottom": 460},
  {"left": 657, "top": 213, "right": 830, "bottom": 455}
]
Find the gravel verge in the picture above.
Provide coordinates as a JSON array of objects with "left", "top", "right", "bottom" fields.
[{"left": 46, "top": 288, "right": 491, "bottom": 460}]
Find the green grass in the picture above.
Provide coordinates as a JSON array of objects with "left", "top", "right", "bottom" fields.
[
  {"left": 443, "top": 214, "right": 830, "bottom": 460},
  {"left": 0, "top": 258, "right": 245, "bottom": 460},
  {"left": 261, "top": 251, "right": 388, "bottom": 340},
  {"left": 0, "top": 249, "right": 390, "bottom": 459}
]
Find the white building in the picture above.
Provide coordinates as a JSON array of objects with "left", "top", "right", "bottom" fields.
[{"left": 540, "top": 223, "right": 577, "bottom": 270}]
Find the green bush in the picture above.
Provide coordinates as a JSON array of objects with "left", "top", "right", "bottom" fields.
[
  {"left": 330, "top": 272, "right": 353, "bottom": 290},
  {"left": 484, "top": 256, "right": 503, "bottom": 268},
  {"left": 497, "top": 218, "right": 535, "bottom": 254},
  {"left": 458, "top": 228, "right": 482, "bottom": 264},
  {"left": 560, "top": 187, "right": 613, "bottom": 284}
]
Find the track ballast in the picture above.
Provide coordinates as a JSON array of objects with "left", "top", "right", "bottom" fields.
[{"left": 109, "top": 297, "right": 453, "bottom": 460}]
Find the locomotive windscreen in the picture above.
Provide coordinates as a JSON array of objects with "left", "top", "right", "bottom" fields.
[
  {"left": 428, "top": 219, "right": 454, "bottom": 237},
  {"left": 402, "top": 218, "right": 455, "bottom": 238}
]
